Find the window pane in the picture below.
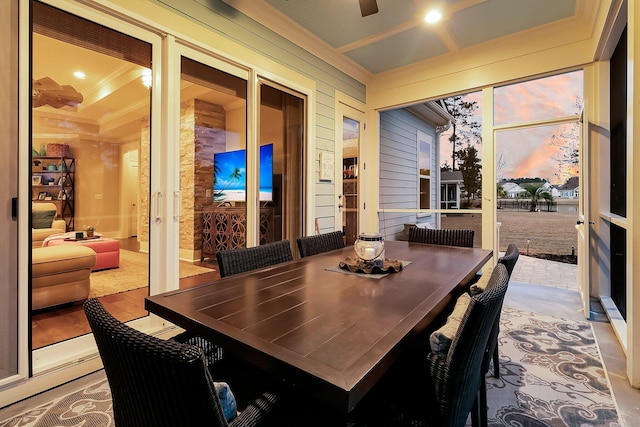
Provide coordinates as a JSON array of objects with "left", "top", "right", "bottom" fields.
[
  {"left": 494, "top": 70, "right": 583, "bottom": 126},
  {"left": 259, "top": 83, "right": 305, "bottom": 251},
  {"left": 496, "top": 124, "right": 579, "bottom": 256},
  {"left": 379, "top": 94, "right": 482, "bottom": 240},
  {"left": 343, "top": 117, "right": 359, "bottom": 245},
  {"left": 31, "top": 1, "right": 151, "bottom": 348},
  {"left": 179, "top": 56, "right": 248, "bottom": 266},
  {"left": 439, "top": 92, "right": 483, "bottom": 209},
  {"left": 419, "top": 178, "right": 430, "bottom": 209}
]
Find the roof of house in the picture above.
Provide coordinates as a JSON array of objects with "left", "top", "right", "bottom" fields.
[
  {"left": 557, "top": 176, "right": 579, "bottom": 190},
  {"left": 441, "top": 171, "right": 463, "bottom": 182}
]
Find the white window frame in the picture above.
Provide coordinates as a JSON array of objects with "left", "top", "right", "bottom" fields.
[{"left": 417, "top": 131, "right": 433, "bottom": 217}]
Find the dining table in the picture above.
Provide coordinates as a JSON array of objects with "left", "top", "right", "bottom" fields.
[{"left": 145, "top": 240, "right": 492, "bottom": 413}]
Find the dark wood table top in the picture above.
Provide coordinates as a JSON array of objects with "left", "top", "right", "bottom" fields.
[{"left": 145, "top": 240, "right": 492, "bottom": 412}]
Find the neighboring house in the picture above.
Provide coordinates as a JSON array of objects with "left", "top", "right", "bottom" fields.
[
  {"left": 441, "top": 170, "right": 463, "bottom": 209},
  {"left": 501, "top": 181, "right": 526, "bottom": 198},
  {"left": 557, "top": 177, "right": 579, "bottom": 199}
]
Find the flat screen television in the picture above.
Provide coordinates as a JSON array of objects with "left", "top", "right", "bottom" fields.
[{"left": 213, "top": 144, "right": 273, "bottom": 202}]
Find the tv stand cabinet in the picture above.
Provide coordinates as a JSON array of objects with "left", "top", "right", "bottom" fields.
[{"left": 201, "top": 207, "right": 275, "bottom": 260}]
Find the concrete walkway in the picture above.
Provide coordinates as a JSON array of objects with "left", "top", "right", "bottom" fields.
[{"left": 510, "top": 254, "right": 578, "bottom": 290}]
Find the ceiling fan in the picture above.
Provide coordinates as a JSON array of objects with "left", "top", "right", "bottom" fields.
[
  {"left": 359, "top": 0, "right": 378, "bottom": 17},
  {"left": 32, "top": 76, "right": 83, "bottom": 109}
]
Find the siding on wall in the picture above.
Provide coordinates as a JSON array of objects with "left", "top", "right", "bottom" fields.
[
  {"left": 154, "top": 0, "right": 366, "bottom": 234},
  {"left": 379, "top": 109, "right": 437, "bottom": 240}
]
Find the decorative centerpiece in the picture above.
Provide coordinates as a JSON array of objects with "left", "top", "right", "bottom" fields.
[
  {"left": 354, "top": 232, "right": 385, "bottom": 268},
  {"left": 339, "top": 232, "right": 404, "bottom": 274},
  {"left": 86, "top": 225, "right": 95, "bottom": 238}
]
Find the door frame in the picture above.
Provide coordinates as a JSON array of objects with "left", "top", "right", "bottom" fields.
[{"left": 576, "top": 107, "right": 591, "bottom": 318}]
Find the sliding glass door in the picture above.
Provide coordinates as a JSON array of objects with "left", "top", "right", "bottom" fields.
[
  {"left": 0, "top": 0, "right": 19, "bottom": 384},
  {"left": 258, "top": 82, "right": 305, "bottom": 252},
  {"left": 30, "top": 0, "right": 152, "bottom": 348},
  {"left": 177, "top": 50, "right": 248, "bottom": 272}
]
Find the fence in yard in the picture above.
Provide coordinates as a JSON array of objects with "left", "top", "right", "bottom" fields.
[{"left": 497, "top": 199, "right": 557, "bottom": 212}]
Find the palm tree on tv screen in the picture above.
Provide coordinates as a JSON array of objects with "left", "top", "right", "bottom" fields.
[{"left": 213, "top": 161, "right": 243, "bottom": 200}]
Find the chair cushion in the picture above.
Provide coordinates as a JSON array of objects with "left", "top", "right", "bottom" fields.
[
  {"left": 214, "top": 381, "right": 237, "bottom": 421},
  {"left": 429, "top": 292, "right": 471, "bottom": 355},
  {"left": 32, "top": 209, "right": 56, "bottom": 229}
]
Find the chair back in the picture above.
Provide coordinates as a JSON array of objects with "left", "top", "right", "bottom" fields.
[
  {"left": 428, "top": 263, "right": 509, "bottom": 427},
  {"left": 216, "top": 239, "right": 293, "bottom": 278},
  {"left": 482, "top": 243, "right": 519, "bottom": 374},
  {"left": 296, "top": 231, "right": 345, "bottom": 258},
  {"left": 83, "top": 298, "right": 228, "bottom": 427},
  {"left": 498, "top": 243, "right": 520, "bottom": 277},
  {"left": 408, "top": 227, "right": 475, "bottom": 248}
]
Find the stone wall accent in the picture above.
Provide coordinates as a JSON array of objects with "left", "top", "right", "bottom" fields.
[
  {"left": 180, "top": 99, "right": 226, "bottom": 255},
  {"left": 139, "top": 117, "right": 150, "bottom": 246}
]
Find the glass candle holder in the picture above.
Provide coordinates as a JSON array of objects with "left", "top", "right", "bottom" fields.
[{"left": 354, "top": 232, "right": 385, "bottom": 268}]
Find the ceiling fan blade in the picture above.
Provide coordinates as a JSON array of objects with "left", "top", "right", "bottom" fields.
[{"left": 359, "top": 0, "right": 378, "bottom": 17}]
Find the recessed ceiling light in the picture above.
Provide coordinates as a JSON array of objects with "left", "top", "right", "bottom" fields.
[
  {"left": 424, "top": 9, "right": 442, "bottom": 24},
  {"left": 73, "top": 71, "right": 86, "bottom": 79}
]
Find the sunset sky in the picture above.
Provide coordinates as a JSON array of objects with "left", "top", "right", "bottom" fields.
[{"left": 439, "top": 70, "right": 583, "bottom": 185}]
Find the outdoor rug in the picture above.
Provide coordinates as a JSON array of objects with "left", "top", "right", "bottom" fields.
[
  {"left": 0, "top": 307, "right": 621, "bottom": 427},
  {"left": 478, "top": 306, "right": 620, "bottom": 427}
]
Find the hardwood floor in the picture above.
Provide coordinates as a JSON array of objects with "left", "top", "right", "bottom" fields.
[{"left": 31, "top": 242, "right": 220, "bottom": 349}]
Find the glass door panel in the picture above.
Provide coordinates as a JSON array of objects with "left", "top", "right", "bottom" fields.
[
  {"left": 31, "top": 0, "right": 151, "bottom": 348},
  {"left": 178, "top": 56, "right": 247, "bottom": 274},
  {"left": 496, "top": 124, "right": 579, "bottom": 257},
  {"left": 259, "top": 83, "right": 305, "bottom": 252},
  {"left": 342, "top": 117, "right": 359, "bottom": 245},
  {"left": 0, "top": 0, "right": 18, "bottom": 382}
]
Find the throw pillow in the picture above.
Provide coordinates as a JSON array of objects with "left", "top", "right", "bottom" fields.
[
  {"left": 214, "top": 381, "right": 237, "bottom": 421},
  {"left": 32, "top": 210, "right": 56, "bottom": 229},
  {"left": 429, "top": 292, "right": 471, "bottom": 355}
]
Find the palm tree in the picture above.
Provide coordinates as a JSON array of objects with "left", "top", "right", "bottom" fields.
[{"left": 523, "top": 184, "right": 552, "bottom": 212}]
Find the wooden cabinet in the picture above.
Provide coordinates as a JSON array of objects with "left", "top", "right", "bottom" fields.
[
  {"left": 32, "top": 156, "right": 75, "bottom": 230},
  {"left": 201, "top": 207, "right": 275, "bottom": 260}
]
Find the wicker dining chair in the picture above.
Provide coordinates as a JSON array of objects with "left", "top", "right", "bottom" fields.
[
  {"left": 408, "top": 227, "right": 475, "bottom": 248},
  {"left": 428, "top": 263, "right": 510, "bottom": 427},
  {"left": 83, "top": 298, "right": 281, "bottom": 427},
  {"left": 216, "top": 240, "right": 293, "bottom": 278},
  {"left": 409, "top": 226, "right": 478, "bottom": 286},
  {"left": 296, "top": 231, "right": 345, "bottom": 258},
  {"left": 485, "top": 243, "right": 520, "bottom": 378}
]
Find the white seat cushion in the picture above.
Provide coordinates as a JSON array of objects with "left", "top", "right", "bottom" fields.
[{"left": 429, "top": 292, "right": 471, "bottom": 355}]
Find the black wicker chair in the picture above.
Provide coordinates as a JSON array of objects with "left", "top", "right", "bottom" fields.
[
  {"left": 428, "top": 263, "right": 510, "bottom": 427},
  {"left": 296, "top": 231, "right": 345, "bottom": 258},
  {"left": 216, "top": 240, "right": 293, "bottom": 278},
  {"left": 84, "top": 298, "right": 281, "bottom": 427},
  {"left": 409, "top": 227, "right": 478, "bottom": 286},
  {"left": 408, "top": 227, "right": 475, "bottom": 248},
  {"left": 485, "top": 244, "right": 520, "bottom": 379}
]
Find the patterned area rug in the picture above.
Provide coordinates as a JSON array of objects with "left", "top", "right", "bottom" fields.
[
  {"left": 0, "top": 308, "right": 620, "bottom": 426},
  {"left": 0, "top": 380, "right": 113, "bottom": 427},
  {"left": 481, "top": 307, "right": 620, "bottom": 427}
]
